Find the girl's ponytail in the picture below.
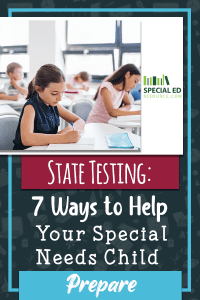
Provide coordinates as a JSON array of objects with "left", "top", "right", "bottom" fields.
[
  {"left": 93, "top": 86, "right": 100, "bottom": 101},
  {"left": 26, "top": 78, "right": 36, "bottom": 100}
]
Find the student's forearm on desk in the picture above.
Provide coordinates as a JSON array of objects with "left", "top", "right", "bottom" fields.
[
  {"left": 21, "top": 132, "right": 71, "bottom": 146},
  {"left": 0, "top": 93, "right": 19, "bottom": 100},
  {"left": 57, "top": 119, "right": 85, "bottom": 135},
  {"left": 57, "top": 126, "right": 72, "bottom": 135},
  {"left": 66, "top": 84, "right": 78, "bottom": 90},
  {"left": 108, "top": 108, "right": 141, "bottom": 117},
  {"left": 102, "top": 89, "right": 140, "bottom": 118},
  {"left": 66, "top": 84, "right": 87, "bottom": 91}
]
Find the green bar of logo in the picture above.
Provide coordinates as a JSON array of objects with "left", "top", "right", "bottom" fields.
[
  {"left": 157, "top": 78, "right": 159, "bottom": 85},
  {"left": 163, "top": 74, "right": 164, "bottom": 85},
  {"left": 165, "top": 76, "right": 170, "bottom": 85},
  {"left": 144, "top": 76, "right": 147, "bottom": 85},
  {"left": 150, "top": 77, "right": 152, "bottom": 85},
  {"left": 153, "top": 76, "right": 156, "bottom": 85}
]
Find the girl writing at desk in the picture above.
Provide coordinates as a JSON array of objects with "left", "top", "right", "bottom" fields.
[
  {"left": 86, "top": 64, "right": 141, "bottom": 124},
  {"left": 66, "top": 72, "right": 90, "bottom": 91},
  {"left": 13, "top": 64, "right": 85, "bottom": 150}
]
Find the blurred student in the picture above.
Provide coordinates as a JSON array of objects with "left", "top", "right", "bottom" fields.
[
  {"left": 66, "top": 72, "right": 90, "bottom": 91},
  {"left": 0, "top": 62, "right": 28, "bottom": 100},
  {"left": 130, "top": 83, "right": 141, "bottom": 101},
  {"left": 13, "top": 64, "right": 85, "bottom": 150},
  {"left": 86, "top": 64, "right": 141, "bottom": 124}
]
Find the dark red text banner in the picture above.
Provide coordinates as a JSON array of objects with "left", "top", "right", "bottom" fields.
[{"left": 21, "top": 156, "right": 179, "bottom": 189}]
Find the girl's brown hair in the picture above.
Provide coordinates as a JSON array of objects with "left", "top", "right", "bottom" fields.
[
  {"left": 26, "top": 64, "right": 66, "bottom": 100},
  {"left": 94, "top": 64, "right": 140, "bottom": 100},
  {"left": 75, "top": 71, "right": 89, "bottom": 82}
]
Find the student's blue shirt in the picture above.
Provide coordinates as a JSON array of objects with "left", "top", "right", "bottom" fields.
[
  {"left": 13, "top": 92, "right": 60, "bottom": 150},
  {"left": 130, "top": 83, "right": 141, "bottom": 101}
]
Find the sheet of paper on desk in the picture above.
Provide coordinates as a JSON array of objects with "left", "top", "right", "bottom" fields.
[
  {"left": 46, "top": 138, "right": 95, "bottom": 150},
  {"left": 77, "top": 138, "right": 95, "bottom": 145},
  {"left": 117, "top": 115, "right": 141, "bottom": 122}
]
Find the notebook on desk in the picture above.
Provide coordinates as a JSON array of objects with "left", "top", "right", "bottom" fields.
[
  {"left": 46, "top": 138, "right": 95, "bottom": 150},
  {"left": 105, "top": 133, "right": 134, "bottom": 148}
]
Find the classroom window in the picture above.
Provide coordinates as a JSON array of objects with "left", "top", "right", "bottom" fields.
[
  {"left": 67, "top": 19, "right": 116, "bottom": 45},
  {"left": 0, "top": 54, "right": 29, "bottom": 73},
  {"left": 113, "top": 49, "right": 120, "bottom": 70},
  {"left": 122, "top": 20, "right": 141, "bottom": 44},
  {"left": 122, "top": 53, "right": 141, "bottom": 69},
  {"left": 65, "top": 54, "right": 114, "bottom": 76},
  {"left": 64, "top": 19, "right": 141, "bottom": 81},
  {"left": 0, "top": 19, "right": 29, "bottom": 46}
]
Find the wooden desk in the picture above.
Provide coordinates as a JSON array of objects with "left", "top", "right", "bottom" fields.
[{"left": 25, "top": 123, "right": 140, "bottom": 151}]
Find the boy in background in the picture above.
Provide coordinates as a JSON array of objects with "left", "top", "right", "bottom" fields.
[{"left": 0, "top": 62, "right": 28, "bottom": 100}]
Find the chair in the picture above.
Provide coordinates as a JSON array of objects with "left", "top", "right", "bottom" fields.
[
  {"left": 69, "top": 99, "right": 94, "bottom": 122},
  {"left": 0, "top": 115, "right": 19, "bottom": 150}
]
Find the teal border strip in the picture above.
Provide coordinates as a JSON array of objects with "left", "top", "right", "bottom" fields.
[
  {"left": 8, "top": 8, "right": 190, "bottom": 16},
  {"left": 7, "top": 7, "right": 191, "bottom": 294},
  {"left": 8, "top": 156, "right": 19, "bottom": 292},
  {"left": 186, "top": 8, "right": 191, "bottom": 293}
]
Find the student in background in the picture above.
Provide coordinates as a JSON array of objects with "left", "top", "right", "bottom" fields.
[
  {"left": 66, "top": 72, "right": 90, "bottom": 91},
  {"left": 86, "top": 64, "right": 141, "bottom": 124},
  {"left": 0, "top": 62, "right": 28, "bottom": 100},
  {"left": 13, "top": 64, "right": 85, "bottom": 150},
  {"left": 130, "top": 83, "right": 141, "bottom": 101}
]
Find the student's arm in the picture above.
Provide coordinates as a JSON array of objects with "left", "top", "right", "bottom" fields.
[
  {"left": 101, "top": 88, "right": 141, "bottom": 117},
  {"left": 122, "top": 92, "right": 131, "bottom": 106},
  {"left": 10, "top": 78, "right": 28, "bottom": 95},
  {"left": 57, "top": 103, "right": 85, "bottom": 134},
  {"left": 20, "top": 105, "right": 81, "bottom": 146},
  {"left": 66, "top": 83, "right": 75, "bottom": 90},
  {"left": 0, "top": 93, "right": 21, "bottom": 100}
]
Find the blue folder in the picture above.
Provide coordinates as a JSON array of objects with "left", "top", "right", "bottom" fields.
[{"left": 105, "top": 133, "right": 134, "bottom": 148}]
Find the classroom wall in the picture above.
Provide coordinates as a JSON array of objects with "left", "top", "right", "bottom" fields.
[
  {"left": 28, "top": 20, "right": 65, "bottom": 82},
  {"left": 55, "top": 20, "right": 65, "bottom": 71}
]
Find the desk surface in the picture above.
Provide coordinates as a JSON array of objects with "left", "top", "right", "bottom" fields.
[
  {"left": 65, "top": 87, "right": 97, "bottom": 97},
  {"left": 108, "top": 118, "right": 141, "bottom": 128},
  {"left": 26, "top": 123, "right": 140, "bottom": 151},
  {"left": 0, "top": 104, "right": 20, "bottom": 116},
  {"left": 0, "top": 97, "right": 27, "bottom": 107},
  {"left": 109, "top": 105, "right": 141, "bottom": 128}
]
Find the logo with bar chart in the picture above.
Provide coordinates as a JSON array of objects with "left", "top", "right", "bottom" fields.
[
  {"left": 143, "top": 75, "right": 170, "bottom": 86},
  {"left": 143, "top": 74, "right": 182, "bottom": 98}
]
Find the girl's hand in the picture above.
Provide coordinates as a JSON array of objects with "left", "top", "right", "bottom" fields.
[
  {"left": 57, "top": 125, "right": 73, "bottom": 135},
  {"left": 63, "top": 130, "right": 81, "bottom": 144}
]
